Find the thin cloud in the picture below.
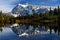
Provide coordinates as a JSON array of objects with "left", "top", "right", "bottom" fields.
[
  {"left": 0, "top": 0, "right": 20, "bottom": 13},
  {"left": 0, "top": 0, "right": 21, "bottom": 5},
  {"left": 48, "top": 0, "right": 57, "bottom": 2},
  {"left": 0, "top": 5, "right": 15, "bottom": 13}
]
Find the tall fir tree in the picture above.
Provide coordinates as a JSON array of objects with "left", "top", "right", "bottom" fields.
[
  {"left": 49, "top": 7, "right": 52, "bottom": 15},
  {"left": 54, "top": 8, "right": 58, "bottom": 15},
  {"left": 58, "top": 6, "right": 60, "bottom": 32}
]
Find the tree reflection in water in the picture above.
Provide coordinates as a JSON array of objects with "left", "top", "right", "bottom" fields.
[
  {"left": 11, "top": 22, "right": 60, "bottom": 37},
  {"left": 0, "top": 27, "right": 2, "bottom": 32}
]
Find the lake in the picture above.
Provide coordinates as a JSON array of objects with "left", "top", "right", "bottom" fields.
[{"left": 0, "top": 23, "right": 60, "bottom": 40}]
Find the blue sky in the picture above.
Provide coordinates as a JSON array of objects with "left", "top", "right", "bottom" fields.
[{"left": 0, "top": 0, "right": 60, "bottom": 13}]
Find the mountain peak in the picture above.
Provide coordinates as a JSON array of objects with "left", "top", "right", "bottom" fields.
[
  {"left": 18, "top": 3, "right": 28, "bottom": 8},
  {"left": 18, "top": 4, "right": 21, "bottom": 6}
]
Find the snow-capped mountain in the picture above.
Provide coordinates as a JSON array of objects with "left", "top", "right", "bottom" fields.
[
  {"left": 11, "top": 3, "right": 48, "bottom": 17},
  {"left": 12, "top": 4, "right": 33, "bottom": 17},
  {"left": 35, "top": 8, "right": 48, "bottom": 14}
]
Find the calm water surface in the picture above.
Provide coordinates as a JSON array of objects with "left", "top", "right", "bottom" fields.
[{"left": 0, "top": 23, "right": 60, "bottom": 40}]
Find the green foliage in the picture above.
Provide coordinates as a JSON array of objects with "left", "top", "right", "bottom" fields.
[
  {"left": 0, "top": 10, "right": 2, "bottom": 14},
  {"left": 33, "top": 13, "right": 39, "bottom": 18},
  {"left": 54, "top": 8, "right": 58, "bottom": 15}
]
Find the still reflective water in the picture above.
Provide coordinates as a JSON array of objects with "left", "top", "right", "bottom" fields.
[{"left": 0, "top": 23, "right": 60, "bottom": 40}]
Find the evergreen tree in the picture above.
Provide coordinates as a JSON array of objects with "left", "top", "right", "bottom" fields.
[
  {"left": 49, "top": 7, "right": 53, "bottom": 16},
  {"left": 58, "top": 6, "right": 60, "bottom": 14},
  {"left": 0, "top": 10, "right": 2, "bottom": 14},
  {"left": 54, "top": 8, "right": 58, "bottom": 15},
  {"left": 0, "top": 10, "right": 4, "bottom": 24},
  {"left": 32, "top": 9, "right": 35, "bottom": 14},
  {"left": 58, "top": 6, "right": 60, "bottom": 25}
]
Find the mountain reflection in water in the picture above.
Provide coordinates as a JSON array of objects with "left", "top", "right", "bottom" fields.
[
  {"left": 0, "top": 23, "right": 60, "bottom": 40},
  {"left": 11, "top": 23, "right": 59, "bottom": 36}
]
